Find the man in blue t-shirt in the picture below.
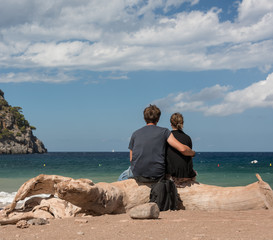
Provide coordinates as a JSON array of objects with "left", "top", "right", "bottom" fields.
[{"left": 118, "top": 105, "right": 195, "bottom": 182}]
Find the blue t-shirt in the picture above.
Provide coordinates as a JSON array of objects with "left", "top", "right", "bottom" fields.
[{"left": 128, "top": 125, "right": 171, "bottom": 178}]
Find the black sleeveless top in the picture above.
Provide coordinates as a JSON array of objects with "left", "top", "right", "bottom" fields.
[{"left": 166, "top": 130, "right": 196, "bottom": 178}]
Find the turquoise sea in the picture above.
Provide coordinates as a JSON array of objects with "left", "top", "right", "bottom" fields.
[{"left": 1, "top": 152, "right": 273, "bottom": 206}]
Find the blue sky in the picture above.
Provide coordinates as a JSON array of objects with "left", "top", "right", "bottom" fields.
[{"left": 1, "top": 0, "right": 273, "bottom": 152}]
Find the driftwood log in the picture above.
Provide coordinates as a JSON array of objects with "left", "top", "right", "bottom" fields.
[{"left": 1, "top": 173, "right": 273, "bottom": 225}]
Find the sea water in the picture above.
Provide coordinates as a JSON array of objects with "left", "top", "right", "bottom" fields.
[{"left": 1, "top": 152, "right": 273, "bottom": 206}]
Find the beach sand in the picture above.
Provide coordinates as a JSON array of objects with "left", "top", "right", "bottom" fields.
[{"left": 1, "top": 209, "right": 273, "bottom": 240}]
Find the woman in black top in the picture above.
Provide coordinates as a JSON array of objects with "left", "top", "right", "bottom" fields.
[{"left": 166, "top": 113, "right": 196, "bottom": 186}]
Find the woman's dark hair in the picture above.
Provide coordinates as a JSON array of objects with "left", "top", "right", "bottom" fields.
[
  {"left": 170, "top": 112, "right": 184, "bottom": 130},
  {"left": 143, "top": 105, "right": 161, "bottom": 124}
]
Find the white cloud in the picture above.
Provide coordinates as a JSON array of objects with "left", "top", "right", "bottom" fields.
[
  {"left": 103, "top": 74, "right": 129, "bottom": 80},
  {"left": 237, "top": 0, "right": 273, "bottom": 25},
  {"left": 154, "top": 72, "right": 273, "bottom": 116},
  {"left": 0, "top": 71, "right": 76, "bottom": 83},
  {"left": 0, "top": 0, "right": 273, "bottom": 82}
]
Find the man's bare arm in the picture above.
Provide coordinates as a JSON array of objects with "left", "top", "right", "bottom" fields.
[{"left": 167, "top": 133, "right": 195, "bottom": 157}]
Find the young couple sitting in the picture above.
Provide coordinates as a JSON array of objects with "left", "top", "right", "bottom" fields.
[{"left": 118, "top": 104, "right": 196, "bottom": 186}]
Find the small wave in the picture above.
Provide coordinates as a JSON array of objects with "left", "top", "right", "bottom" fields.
[
  {"left": 0, "top": 191, "right": 51, "bottom": 207},
  {"left": 0, "top": 191, "right": 17, "bottom": 206}
]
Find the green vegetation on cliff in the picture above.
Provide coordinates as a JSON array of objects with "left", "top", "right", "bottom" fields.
[
  {"left": 0, "top": 90, "right": 47, "bottom": 154},
  {"left": 0, "top": 102, "right": 36, "bottom": 140}
]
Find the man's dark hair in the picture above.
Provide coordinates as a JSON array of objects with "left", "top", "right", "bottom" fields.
[{"left": 143, "top": 105, "right": 161, "bottom": 124}]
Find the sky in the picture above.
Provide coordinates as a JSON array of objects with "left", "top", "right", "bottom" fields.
[{"left": 1, "top": 0, "right": 273, "bottom": 152}]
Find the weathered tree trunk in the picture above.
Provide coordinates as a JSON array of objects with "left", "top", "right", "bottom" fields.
[
  {"left": 1, "top": 174, "right": 273, "bottom": 225},
  {"left": 177, "top": 174, "right": 273, "bottom": 210},
  {"left": 3, "top": 175, "right": 78, "bottom": 214},
  {"left": 0, "top": 197, "right": 81, "bottom": 225}
]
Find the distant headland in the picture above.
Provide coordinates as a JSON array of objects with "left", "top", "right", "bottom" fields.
[{"left": 0, "top": 89, "right": 47, "bottom": 154}]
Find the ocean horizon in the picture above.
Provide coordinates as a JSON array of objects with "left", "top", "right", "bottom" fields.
[{"left": 1, "top": 151, "right": 273, "bottom": 206}]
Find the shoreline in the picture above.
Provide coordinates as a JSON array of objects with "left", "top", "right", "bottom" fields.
[{"left": 1, "top": 209, "right": 273, "bottom": 240}]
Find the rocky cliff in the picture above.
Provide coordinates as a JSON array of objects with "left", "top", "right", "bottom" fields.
[{"left": 0, "top": 90, "right": 47, "bottom": 154}]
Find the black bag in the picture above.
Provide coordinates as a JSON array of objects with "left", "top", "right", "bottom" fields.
[{"left": 149, "top": 178, "right": 178, "bottom": 211}]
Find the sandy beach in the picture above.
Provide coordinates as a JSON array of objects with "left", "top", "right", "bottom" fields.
[{"left": 1, "top": 209, "right": 273, "bottom": 240}]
